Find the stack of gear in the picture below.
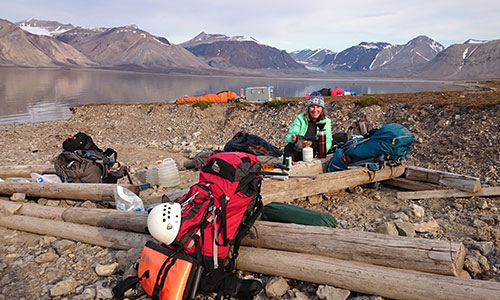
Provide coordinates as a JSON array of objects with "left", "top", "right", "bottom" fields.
[
  {"left": 113, "top": 152, "right": 264, "bottom": 300},
  {"left": 53, "top": 132, "right": 131, "bottom": 183},
  {"left": 328, "top": 123, "right": 414, "bottom": 172}
]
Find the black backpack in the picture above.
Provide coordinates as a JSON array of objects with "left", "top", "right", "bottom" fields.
[{"left": 54, "top": 132, "right": 131, "bottom": 184}]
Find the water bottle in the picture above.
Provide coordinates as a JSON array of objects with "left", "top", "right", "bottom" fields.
[
  {"left": 114, "top": 185, "right": 145, "bottom": 211},
  {"left": 146, "top": 166, "right": 159, "bottom": 186},
  {"left": 30, "top": 173, "right": 62, "bottom": 183},
  {"left": 318, "top": 130, "right": 326, "bottom": 159}
]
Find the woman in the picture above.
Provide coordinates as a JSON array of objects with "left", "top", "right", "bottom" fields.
[{"left": 284, "top": 93, "right": 332, "bottom": 162}]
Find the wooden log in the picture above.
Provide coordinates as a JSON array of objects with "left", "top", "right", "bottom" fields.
[
  {"left": 1, "top": 214, "right": 495, "bottom": 300},
  {"left": 0, "top": 215, "right": 150, "bottom": 250},
  {"left": 405, "top": 166, "right": 481, "bottom": 192},
  {"left": 0, "top": 199, "right": 464, "bottom": 276},
  {"left": 397, "top": 186, "right": 500, "bottom": 200},
  {"left": 0, "top": 164, "right": 54, "bottom": 179},
  {"left": 243, "top": 221, "right": 464, "bottom": 276},
  {"left": 0, "top": 182, "right": 139, "bottom": 201},
  {"left": 236, "top": 247, "right": 500, "bottom": 300},
  {"left": 383, "top": 177, "right": 443, "bottom": 191},
  {"left": 261, "top": 165, "right": 405, "bottom": 204},
  {"left": 0, "top": 199, "right": 148, "bottom": 233}
]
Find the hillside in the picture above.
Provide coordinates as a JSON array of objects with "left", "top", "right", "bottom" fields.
[{"left": 0, "top": 87, "right": 499, "bottom": 299}]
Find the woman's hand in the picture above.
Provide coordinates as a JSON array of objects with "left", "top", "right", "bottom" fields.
[{"left": 291, "top": 134, "right": 297, "bottom": 142}]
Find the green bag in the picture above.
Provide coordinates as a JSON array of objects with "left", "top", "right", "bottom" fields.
[{"left": 262, "top": 202, "right": 337, "bottom": 227}]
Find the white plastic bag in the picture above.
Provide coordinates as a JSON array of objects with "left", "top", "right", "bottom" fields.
[{"left": 114, "top": 185, "right": 145, "bottom": 211}]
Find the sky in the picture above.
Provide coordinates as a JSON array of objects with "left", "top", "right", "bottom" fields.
[{"left": 2, "top": 0, "right": 500, "bottom": 52}]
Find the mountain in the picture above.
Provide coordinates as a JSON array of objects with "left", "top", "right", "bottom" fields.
[
  {"left": 16, "top": 18, "right": 74, "bottom": 36},
  {"left": 180, "top": 32, "right": 258, "bottom": 48},
  {"left": 0, "top": 19, "right": 95, "bottom": 67},
  {"left": 56, "top": 24, "right": 211, "bottom": 72},
  {"left": 182, "top": 32, "right": 306, "bottom": 71},
  {"left": 290, "top": 49, "right": 336, "bottom": 67},
  {"left": 320, "top": 42, "right": 391, "bottom": 71},
  {"left": 369, "top": 36, "right": 444, "bottom": 73},
  {"left": 417, "top": 39, "right": 500, "bottom": 79}
]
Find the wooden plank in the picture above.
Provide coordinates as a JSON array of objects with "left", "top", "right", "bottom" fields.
[
  {"left": 398, "top": 186, "right": 500, "bottom": 200},
  {"left": 0, "top": 165, "right": 54, "bottom": 179},
  {"left": 261, "top": 165, "right": 405, "bottom": 204},
  {"left": 243, "top": 221, "right": 464, "bottom": 276},
  {"left": 405, "top": 166, "right": 481, "bottom": 192},
  {"left": 236, "top": 247, "right": 500, "bottom": 300},
  {"left": 383, "top": 177, "right": 443, "bottom": 191},
  {"left": 0, "top": 182, "right": 139, "bottom": 201}
]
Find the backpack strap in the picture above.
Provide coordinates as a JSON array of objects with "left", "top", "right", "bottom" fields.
[{"left": 112, "top": 270, "right": 149, "bottom": 300}]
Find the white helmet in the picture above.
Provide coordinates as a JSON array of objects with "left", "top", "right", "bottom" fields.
[{"left": 147, "top": 202, "right": 182, "bottom": 245}]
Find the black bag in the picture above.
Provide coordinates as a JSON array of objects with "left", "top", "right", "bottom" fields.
[
  {"left": 54, "top": 132, "right": 131, "bottom": 183},
  {"left": 224, "top": 131, "right": 282, "bottom": 157}
]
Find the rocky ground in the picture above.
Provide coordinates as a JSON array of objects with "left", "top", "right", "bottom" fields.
[{"left": 0, "top": 84, "right": 500, "bottom": 299}]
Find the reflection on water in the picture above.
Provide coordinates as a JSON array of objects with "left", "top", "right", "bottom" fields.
[{"left": 0, "top": 68, "right": 453, "bottom": 125}]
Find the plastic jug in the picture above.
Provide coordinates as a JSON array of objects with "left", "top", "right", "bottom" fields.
[
  {"left": 30, "top": 173, "right": 62, "bottom": 183},
  {"left": 146, "top": 166, "right": 159, "bottom": 186},
  {"left": 157, "top": 158, "right": 181, "bottom": 188},
  {"left": 114, "top": 185, "right": 145, "bottom": 211}
]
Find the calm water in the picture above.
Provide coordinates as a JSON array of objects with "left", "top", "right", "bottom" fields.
[{"left": 0, "top": 68, "right": 455, "bottom": 125}]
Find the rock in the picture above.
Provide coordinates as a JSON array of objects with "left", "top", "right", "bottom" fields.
[
  {"left": 392, "top": 211, "right": 409, "bottom": 222},
  {"left": 477, "top": 200, "right": 488, "bottom": 209},
  {"left": 308, "top": 194, "right": 323, "bottom": 204},
  {"left": 10, "top": 193, "right": 26, "bottom": 202},
  {"left": 373, "top": 222, "right": 399, "bottom": 236},
  {"left": 350, "top": 296, "right": 384, "bottom": 300},
  {"left": 265, "top": 276, "right": 289, "bottom": 298},
  {"left": 49, "top": 277, "right": 78, "bottom": 296},
  {"left": 35, "top": 251, "right": 59, "bottom": 264},
  {"left": 80, "top": 200, "right": 97, "bottom": 209},
  {"left": 72, "top": 286, "right": 96, "bottom": 300},
  {"left": 53, "top": 240, "right": 76, "bottom": 254},
  {"left": 469, "top": 241, "right": 495, "bottom": 256},
  {"left": 46, "top": 200, "right": 61, "bottom": 207},
  {"left": 289, "top": 288, "right": 310, "bottom": 300},
  {"left": 394, "top": 221, "right": 416, "bottom": 237},
  {"left": 316, "top": 285, "right": 350, "bottom": 300},
  {"left": 414, "top": 218, "right": 440, "bottom": 233},
  {"left": 406, "top": 204, "right": 425, "bottom": 218},
  {"left": 95, "top": 262, "right": 119, "bottom": 276},
  {"left": 464, "top": 250, "right": 490, "bottom": 276}
]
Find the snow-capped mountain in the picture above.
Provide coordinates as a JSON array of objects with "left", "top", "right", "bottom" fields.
[
  {"left": 289, "top": 49, "right": 336, "bottom": 67},
  {"left": 180, "top": 32, "right": 259, "bottom": 48},
  {"left": 369, "top": 35, "right": 444, "bottom": 73},
  {"left": 319, "top": 42, "right": 391, "bottom": 71},
  {"left": 16, "top": 18, "right": 74, "bottom": 36},
  {"left": 181, "top": 32, "right": 306, "bottom": 71}
]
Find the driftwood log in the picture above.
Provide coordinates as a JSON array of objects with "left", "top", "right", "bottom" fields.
[
  {"left": 0, "top": 214, "right": 150, "bottom": 250},
  {"left": 0, "top": 214, "right": 495, "bottom": 300},
  {"left": 236, "top": 247, "right": 500, "bottom": 300},
  {"left": 0, "top": 199, "right": 464, "bottom": 276},
  {"left": 397, "top": 186, "right": 500, "bottom": 200},
  {"left": 243, "top": 221, "right": 465, "bottom": 276},
  {"left": 0, "top": 164, "right": 54, "bottom": 179},
  {"left": 0, "top": 182, "right": 139, "bottom": 201},
  {"left": 260, "top": 165, "right": 405, "bottom": 204},
  {"left": 404, "top": 166, "right": 481, "bottom": 192}
]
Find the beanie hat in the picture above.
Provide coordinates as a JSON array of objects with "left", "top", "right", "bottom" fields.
[{"left": 307, "top": 92, "right": 325, "bottom": 108}]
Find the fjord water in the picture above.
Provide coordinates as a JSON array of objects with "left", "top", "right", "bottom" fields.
[{"left": 0, "top": 68, "right": 454, "bottom": 125}]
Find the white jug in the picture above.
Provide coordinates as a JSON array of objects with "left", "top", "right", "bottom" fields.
[{"left": 157, "top": 158, "right": 181, "bottom": 188}]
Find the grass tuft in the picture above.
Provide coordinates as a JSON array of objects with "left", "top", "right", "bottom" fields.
[
  {"left": 192, "top": 101, "right": 213, "bottom": 110},
  {"left": 354, "top": 96, "right": 385, "bottom": 107}
]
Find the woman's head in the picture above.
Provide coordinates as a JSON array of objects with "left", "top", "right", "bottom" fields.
[{"left": 306, "top": 93, "right": 325, "bottom": 121}]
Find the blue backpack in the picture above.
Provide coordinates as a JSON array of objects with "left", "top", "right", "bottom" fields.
[{"left": 327, "top": 123, "right": 414, "bottom": 172}]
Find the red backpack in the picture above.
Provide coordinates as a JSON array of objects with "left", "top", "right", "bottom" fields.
[{"left": 113, "top": 152, "right": 264, "bottom": 300}]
